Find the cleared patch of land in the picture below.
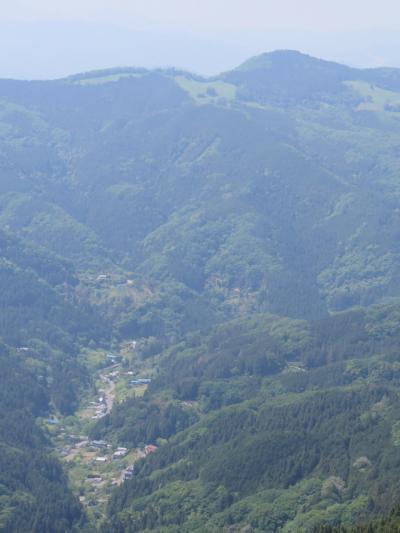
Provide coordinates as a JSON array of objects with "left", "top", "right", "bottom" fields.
[
  {"left": 346, "top": 80, "right": 400, "bottom": 113},
  {"left": 74, "top": 72, "right": 144, "bottom": 85},
  {"left": 173, "top": 75, "right": 237, "bottom": 104}
]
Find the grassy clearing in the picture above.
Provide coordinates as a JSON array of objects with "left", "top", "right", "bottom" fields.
[
  {"left": 174, "top": 75, "right": 237, "bottom": 104},
  {"left": 75, "top": 72, "right": 144, "bottom": 85},
  {"left": 346, "top": 80, "right": 400, "bottom": 112}
]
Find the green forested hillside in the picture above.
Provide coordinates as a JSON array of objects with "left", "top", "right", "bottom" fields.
[
  {"left": 2, "top": 50, "right": 400, "bottom": 531},
  {"left": 318, "top": 506, "right": 400, "bottom": 532},
  {"left": 0, "top": 218, "right": 110, "bottom": 529},
  {"left": 0, "top": 228, "right": 109, "bottom": 413},
  {"left": 94, "top": 302, "right": 400, "bottom": 531},
  {"left": 1, "top": 51, "right": 400, "bottom": 331},
  {"left": 0, "top": 341, "right": 86, "bottom": 532}
]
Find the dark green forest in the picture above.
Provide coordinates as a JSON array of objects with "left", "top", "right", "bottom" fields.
[
  {"left": 96, "top": 304, "right": 400, "bottom": 531},
  {"left": 0, "top": 341, "right": 86, "bottom": 532},
  {"left": 2, "top": 50, "right": 400, "bottom": 531}
]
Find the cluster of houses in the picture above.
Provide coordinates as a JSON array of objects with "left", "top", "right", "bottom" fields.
[
  {"left": 53, "top": 346, "right": 161, "bottom": 511},
  {"left": 58, "top": 431, "right": 160, "bottom": 510},
  {"left": 86, "top": 464, "right": 135, "bottom": 490},
  {"left": 93, "top": 446, "right": 129, "bottom": 464},
  {"left": 89, "top": 395, "right": 108, "bottom": 420},
  {"left": 93, "top": 444, "right": 158, "bottom": 467},
  {"left": 89, "top": 363, "right": 121, "bottom": 421}
]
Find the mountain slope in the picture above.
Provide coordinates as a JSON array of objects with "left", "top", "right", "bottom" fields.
[
  {"left": 0, "top": 341, "right": 86, "bottom": 532},
  {"left": 1, "top": 51, "right": 400, "bottom": 333},
  {"left": 101, "top": 302, "right": 400, "bottom": 532},
  {"left": 2, "top": 50, "right": 400, "bottom": 531}
]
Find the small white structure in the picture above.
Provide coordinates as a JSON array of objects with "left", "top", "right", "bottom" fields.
[{"left": 113, "top": 448, "right": 128, "bottom": 460}]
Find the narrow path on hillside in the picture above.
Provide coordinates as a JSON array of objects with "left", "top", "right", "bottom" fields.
[{"left": 99, "top": 370, "right": 117, "bottom": 415}]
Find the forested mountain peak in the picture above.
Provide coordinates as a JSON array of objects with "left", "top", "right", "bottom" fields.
[
  {"left": 1, "top": 50, "right": 400, "bottom": 531},
  {"left": 234, "top": 49, "right": 350, "bottom": 72}
]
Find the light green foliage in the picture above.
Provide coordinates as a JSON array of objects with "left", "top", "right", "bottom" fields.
[
  {"left": 173, "top": 75, "right": 237, "bottom": 103},
  {"left": 75, "top": 72, "right": 144, "bottom": 85},
  {"left": 346, "top": 80, "right": 400, "bottom": 112}
]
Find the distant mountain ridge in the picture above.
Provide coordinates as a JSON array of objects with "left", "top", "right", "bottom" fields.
[
  {"left": 1, "top": 49, "right": 400, "bottom": 531},
  {"left": 4, "top": 49, "right": 400, "bottom": 82},
  {"left": 1, "top": 50, "right": 400, "bottom": 330}
]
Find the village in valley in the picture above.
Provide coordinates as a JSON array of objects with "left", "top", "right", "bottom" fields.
[{"left": 45, "top": 339, "right": 157, "bottom": 524}]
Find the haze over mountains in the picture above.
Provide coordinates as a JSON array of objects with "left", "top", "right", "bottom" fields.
[
  {"left": 1, "top": 50, "right": 400, "bottom": 531},
  {"left": 4, "top": 51, "right": 400, "bottom": 322}
]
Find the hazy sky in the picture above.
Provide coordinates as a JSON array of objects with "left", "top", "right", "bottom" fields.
[{"left": 1, "top": 0, "right": 400, "bottom": 79}]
